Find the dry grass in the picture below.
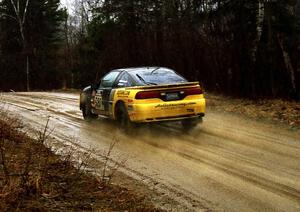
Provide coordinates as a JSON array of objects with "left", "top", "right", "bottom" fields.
[{"left": 0, "top": 109, "right": 160, "bottom": 211}]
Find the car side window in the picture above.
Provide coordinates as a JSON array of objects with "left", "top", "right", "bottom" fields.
[
  {"left": 116, "top": 73, "right": 133, "bottom": 87},
  {"left": 100, "top": 71, "right": 120, "bottom": 88}
]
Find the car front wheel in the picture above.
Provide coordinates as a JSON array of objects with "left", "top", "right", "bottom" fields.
[{"left": 82, "top": 101, "right": 98, "bottom": 120}]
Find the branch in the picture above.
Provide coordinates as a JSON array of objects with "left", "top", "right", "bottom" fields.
[
  {"left": 9, "top": 0, "right": 27, "bottom": 43},
  {"left": 22, "top": 0, "right": 30, "bottom": 25},
  {"left": 0, "top": 13, "right": 18, "bottom": 21},
  {"left": 9, "top": 0, "right": 21, "bottom": 20}
]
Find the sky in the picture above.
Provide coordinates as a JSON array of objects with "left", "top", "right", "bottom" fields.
[
  {"left": 60, "top": 0, "right": 76, "bottom": 15},
  {"left": 60, "top": 0, "right": 72, "bottom": 10}
]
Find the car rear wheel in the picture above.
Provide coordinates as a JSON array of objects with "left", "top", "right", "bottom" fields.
[
  {"left": 82, "top": 101, "right": 98, "bottom": 120},
  {"left": 115, "top": 102, "right": 134, "bottom": 133},
  {"left": 181, "top": 117, "right": 202, "bottom": 131}
]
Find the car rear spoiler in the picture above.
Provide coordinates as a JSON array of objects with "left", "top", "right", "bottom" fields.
[{"left": 125, "top": 82, "right": 200, "bottom": 90}]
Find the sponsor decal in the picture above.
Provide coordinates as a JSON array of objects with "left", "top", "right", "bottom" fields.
[
  {"left": 95, "top": 90, "right": 104, "bottom": 110},
  {"left": 155, "top": 102, "right": 196, "bottom": 109},
  {"left": 117, "top": 90, "right": 130, "bottom": 97}
]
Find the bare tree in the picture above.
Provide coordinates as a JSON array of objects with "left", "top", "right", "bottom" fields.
[
  {"left": 277, "top": 33, "right": 297, "bottom": 94},
  {"left": 251, "top": 0, "right": 265, "bottom": 63},
  {"left": 9, "top": 0, "right": 30, "bottom": 91}
]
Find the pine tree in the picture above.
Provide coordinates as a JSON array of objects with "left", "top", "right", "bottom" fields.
[{"left": 0, "top": 0, "right": 65, "bottom": 90}]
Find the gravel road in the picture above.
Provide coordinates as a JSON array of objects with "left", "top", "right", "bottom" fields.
[{"left": 1, "top": 92, "right": 300, "bottom": 211}]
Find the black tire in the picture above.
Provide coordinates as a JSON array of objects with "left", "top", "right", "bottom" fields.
[
  {"left": 115, "top": 102, "right": 133, "bottom": 132},
  {"left": 181, "top": 117, "right": 202, "bottom": 131},
  {"left": 82, "top": 98, "right": 98, "bottom": 120}
]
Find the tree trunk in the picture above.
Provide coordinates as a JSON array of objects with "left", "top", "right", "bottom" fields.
[
  {"left": 10, "top": 0, "right": 30, "bottom": 91},
  {"left": 26, "top": 55, "right": 30, "bottom": 91},
  {"left": 251, "top": 1, "right": 264, "bottom": 62},
  {"left": 277, "top": 33, "right": 297, "bottom": 95}
]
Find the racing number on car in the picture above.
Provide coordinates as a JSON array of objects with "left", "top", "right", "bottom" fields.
[{"left": 95, "top": 90, "right": 104, "bottom": 110}]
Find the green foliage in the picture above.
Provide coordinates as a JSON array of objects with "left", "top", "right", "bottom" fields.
[
  {"left": 1, "top": 0, "right": 300, "bottom": 98},
  {"left": 65, "top": 0, "right": 298, "bottom": 98},
  {"left": 0, "top": 0, "right": 66, "bottom": 90}
]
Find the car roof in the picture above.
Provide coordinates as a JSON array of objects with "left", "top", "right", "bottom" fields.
[{"left": 113, "top": 67, "right": 169, "bottom": 73}]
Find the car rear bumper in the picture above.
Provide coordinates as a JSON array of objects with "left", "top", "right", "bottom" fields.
[
  {"left": 140, "top": 113, "right": 204, "bottom": 123},
  {"left": 128, "top": 98, "right": 205, "bottom": 123}
]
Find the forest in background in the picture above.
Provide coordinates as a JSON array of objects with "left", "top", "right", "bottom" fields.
[{"left": 0, "top": 0, "right": 300, "bottom": 99}]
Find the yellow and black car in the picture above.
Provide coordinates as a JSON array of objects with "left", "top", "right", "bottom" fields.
[{"left": 80, "top": 67, "right": 205, "bottom": 130}]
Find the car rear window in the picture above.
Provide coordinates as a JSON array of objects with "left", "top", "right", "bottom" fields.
[{"left": 130, "top": 68, "right": 187, "bottom": 85}]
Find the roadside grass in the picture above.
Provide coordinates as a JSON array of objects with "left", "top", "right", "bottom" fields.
[{"left": 0, "top": 109, "right": 159, "bottom": 211}]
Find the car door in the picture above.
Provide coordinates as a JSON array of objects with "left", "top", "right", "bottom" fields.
[{"left": 95, "top": 71, "right": 120, "bottom": 115}]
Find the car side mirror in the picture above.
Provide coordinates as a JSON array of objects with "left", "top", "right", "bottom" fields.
[{"left": 117, "top": 80, "right": 128, "bottom": 87}]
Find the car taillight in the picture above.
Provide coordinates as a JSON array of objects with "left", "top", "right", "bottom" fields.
[
  {"left": 135, "top": 91, "right": 161, "bottom": 99},
  {"left": 184, "top": 87, "right": 203, "bottom": 96},
  {"left": 135, "top": 87, "right": 202, "bottom": 100}
]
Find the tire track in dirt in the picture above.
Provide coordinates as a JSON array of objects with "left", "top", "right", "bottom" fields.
[
  {"left": 133, "top": 128, "right": 300, "bottom": 201},
  {"left": 1, "top": 93, "right": 219, "bottom": 211}
]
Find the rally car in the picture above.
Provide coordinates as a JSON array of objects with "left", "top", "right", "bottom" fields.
[{"left": 79, "top": 67, "right": 206, "bottom": 130}]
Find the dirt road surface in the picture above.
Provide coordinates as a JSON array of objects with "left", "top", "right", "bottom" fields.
[{"left": 1, "top": 92, "right": 300, "bottom": 211}]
